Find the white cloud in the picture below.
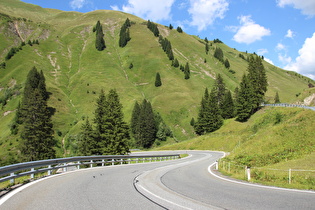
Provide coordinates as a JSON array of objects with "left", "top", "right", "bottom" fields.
[
  {"left": 188, "top": 0, "right": 229, "bottom": 31},
  {"left": 276, "top": 43, "right": 286, "bottom": 51},
  {"left": 278, "top": 53, "right": 292, "bottom": 64},
  {"left": 277, "top": 0, "right": 315, "bottom": 17},
  {"left": 112, "top": 0, "right": 175, "bottom": 22},
  {"left": 257, "top": 48, "right": 268, "bottom": 55},
  {"left": 264, "top": 58, "right": 274, "bottom": 65},
  {"left": 232, "top": 15, "right": 271, "bottom": 44},
  {"left": 285, "top": 29, "right": 294, "bottom": 38},
  {"left": 70, "top": 0, "right": 86, "bottom": 10},
  {"left": 284, "top": 32, "right": 315, "bottom": 80}
]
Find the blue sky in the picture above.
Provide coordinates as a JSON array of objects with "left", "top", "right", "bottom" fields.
[{"left": 21, "top": 0, "right": 315, "bottom": 80}]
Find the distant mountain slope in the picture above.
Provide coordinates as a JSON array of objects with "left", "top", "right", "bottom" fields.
[{"left": 0, "top": 0, "right": 313, "bottom": 163}]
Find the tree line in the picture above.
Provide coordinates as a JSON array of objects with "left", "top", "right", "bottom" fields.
[
  {"left": 94, "top": 20, "right": 106, "bottom": 51},
  {"left": 130, "top": 99, "right": 172, "bottom": 148},
  {"left": 119, "top": 18, "right": 131, "bottom": 47},
  {"left": 194, "top": 55, "right": 267, "bottom": 135}
]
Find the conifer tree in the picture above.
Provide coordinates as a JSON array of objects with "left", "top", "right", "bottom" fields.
[
  {"left": 78, "top": 117, "right": 96, "bottom": 156},
  {"left": 177, "top": 26, "right": 183, "bottom": 33},
  {"left": 274, "top": 92, "right": 280, "bottom": 103},
  {"left": 130, "top": 101, "right": 141, "bottom": 140},
  {"left": 224, "top": 58, "right": 230, "bottom": 69},
  {"left": 205, "top": 43, "right": 209, "bottom": 54},
  {"left": 194, "top": 87, "right": 223, "bottom": 135},
  {"left": 119, "top": 18, "right": 131, "bottom": 47},
  {"left": 155, "top": 72, "right": 162, "bottom": 87},
  {"left": 221, "top": 90, "right": 235, "bottom": 119},
  {"left": 247, "top": 55, "right": 267, "bottom": 112},
  {"left": 19, "top": 67, "right": 56, "bottom": 161},
  {"left": 172, "top": 58, "right": 179, "bottom": 68},
  {"left": 235, "top": 74, "right": 253, "bottom": 122},
  {"left": 184, "top": 62, "right": 190, "bottom": 79},
  {"left": 93, "top": 89, "right": 130, "bottom": 155},
  {"left": 214, "top": 47, "right": 224, "bottom": 63},
  {"left": 95, "top": 20, "right": 106, "bottom": 51},
  {"left": 215, "top": 74, "right": 226, "bottom": 109},
  {"left": 138, "top": 99, "right": 156, "bottom": 148}
]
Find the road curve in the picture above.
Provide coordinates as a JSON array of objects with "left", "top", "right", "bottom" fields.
[{"left": 1, "top": 151, "right": 314, "bottom": 209}]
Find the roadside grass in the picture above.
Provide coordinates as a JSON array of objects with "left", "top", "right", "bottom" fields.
[{"left": 159, "top": 107, "right": 315, "bottom": 190}]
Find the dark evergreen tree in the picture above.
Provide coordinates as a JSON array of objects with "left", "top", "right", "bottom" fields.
[
  {"left": 194, "top": 87, "right": 223, "bottom": 135},
  {"left": 102, "top": 89, "right": 130, "bottom": 154},
  {"left": 224, "top": 58, "right": 230, "bottom": 69},
  {"left": 147, "top": 20, "right": 159, "bottom": 37},
  {"left": 274, "top": 91, "right": 280, "bottom": 103},
  {"left": 205, "top": 37, "right": 208, "bottom": 43},
  {"left": 172, "top": 58, "right": 179, "bottom": 68},
  {"left": 19, "top": 67, "right": 56, "bottom": 161},
  {"left": 93, "top": 89, "right": 130, "bottom": 155},
  {"left": 119, "top": 18, "right": 131, "bottom": 47},
  {"left": 95, "top": 20, "right": 106, "bottom": 51},
  {"left": 190, "top": 117, "right": 195, "bottom": 126},
  {"left": 169, "top": 24, "right": 173, "bottom": 29},
  {"left": 247, "top": 55, "right": 267, "bottom": 112},
  {"left": 155, "top": 72, "right": 162, "bottom": 87},
  {"left": 214, "top": 47, "right": 224, "bottom": 63},
  {"left": 221, "top": 90, "right": 235, "bottom": 119},
  {"left": 130, "top": 101, "right": 141, "bottom": 140},
  {"left": 215, "top": 74, "right": 226, "bottom": 109},
  {"left": 184, "top": 62, "right": 190, "bottom": 79},
  {"left": 137, "top": 99, "right": 156, "bottom": 148},
  {"left": 205, "top": 43, "right": 209, "bottom": 54},
  {"left": 78, "top": 117, "right": 96, "bottom": 156},
  {"left": 176, "top": 26, "right": 183, "bottom": 33},
  {"left": 235, "top": 74, "right": 253, "bottom": 122}
]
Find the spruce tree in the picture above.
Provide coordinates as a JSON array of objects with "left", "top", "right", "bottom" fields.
[
  {"left": 130, "top": 101, "right": 141, "bottom": 140},
  {"left": 221, "top": 90, "right": 235, "bottom": 119},
  {"left": 194, "top": 87, "right": 223, "bottom": 135},
  {"left": 235, "top": 74, "right": 253, "bottom": 122},
  {"left": 19, "top": 67, "right": 56, "bottom": 161},
  {"left": 184, "top": 62, "right": 190, "bottom": 79},
  {"left": 247, "top": 55, "right": 267, "bottom": 111},
  {"left": 214, "top": 47, "right": 224, "bottom": 63},
  {"left": 93, "top": 89, "right": 129, "bottom": 155},
  {"left": 155, "top": 72, "right": 162, "bottom": 87},
  {"left": 78, "top": 117, "right": 96, "bottom": 156},
  {"left": 95, "top": 20, "right": 106, "bottom": 51},
  {"left": 274, "top": 92, "right": 280, "bottom": 103},
  {"left": 224, "top": 58, "right": 230, "bottom": 69},
  {"left": 138, "top": 99, "right": 156, "bottom": 148}
]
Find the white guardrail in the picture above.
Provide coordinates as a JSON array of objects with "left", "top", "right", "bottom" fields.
[
  {"left": 0, "top": 154, "right": 180, "bottom": 184},
  {"left": 262, "top": 103, "right": 315, "bottom": 111}
]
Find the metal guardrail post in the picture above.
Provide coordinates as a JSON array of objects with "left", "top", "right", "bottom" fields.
[
  {"left": 48, "top": 165, "right": 52, "bottom": 175},
  {"left": 10, "top": 173, "right": 15, "bottom": 184},
  {"left": 247, "top": 167, "right": 251, "bottom": 181},
  {"left": 112, "top": 159, "right": 114, "bottom": 166},
  {"left": 63, "top": 163, "right": 67, "bottom": 172},
  {"left": 120, "top": 159, "right": 123, "bottom": 165},
  {"left": 77, "top": 161, "right": 80, "bottom": 169},
  {"left": 90, "top": 160, "right": 93, "bottom": 168},
  {"left": 31, "top": 168, "right": 35, "bottom": 179},
  {"left": 102, "top": 159, "right": 105, "bottom": 167}
]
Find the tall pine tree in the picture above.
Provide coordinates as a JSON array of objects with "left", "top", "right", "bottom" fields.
[
  {"left": 19, "top": 67, "right": 56, "bottom": 161},
  {"left": 95, "top": 20, "right": 106, "bottom": 51}
]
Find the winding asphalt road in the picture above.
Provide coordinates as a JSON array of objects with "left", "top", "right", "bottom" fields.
[{"left": 0, "top": 151, "right": 314, "bottom": 209}]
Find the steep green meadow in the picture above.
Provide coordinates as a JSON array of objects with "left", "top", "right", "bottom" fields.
[{"left": 0, "top": 0, "right": 313, "bottom": 164}]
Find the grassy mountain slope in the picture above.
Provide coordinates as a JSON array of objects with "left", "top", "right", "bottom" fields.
[{"left": 0, "top": 0, "right": 313, "bottom": 163}]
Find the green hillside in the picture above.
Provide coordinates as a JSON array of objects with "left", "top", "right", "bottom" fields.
[{"left": 0, "top": 0, "right": 313, "bottom": 164}]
